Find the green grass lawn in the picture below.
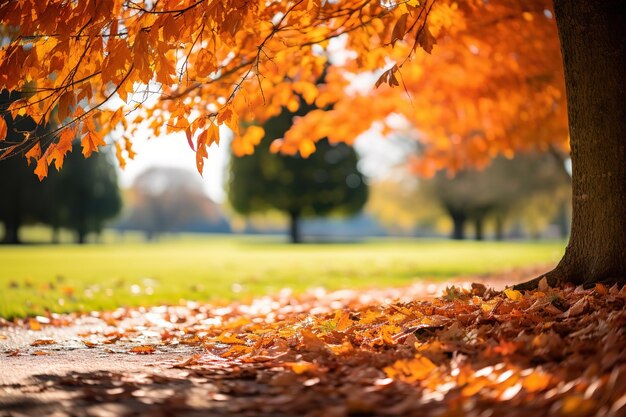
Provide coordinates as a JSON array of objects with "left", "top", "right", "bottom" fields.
[{"left": 0, "top": 234, "right": 565, "bottom": 318}]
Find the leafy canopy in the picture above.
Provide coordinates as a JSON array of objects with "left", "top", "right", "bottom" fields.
[{"left": 0, "top": 0, "right": 566, "bottom": 179}]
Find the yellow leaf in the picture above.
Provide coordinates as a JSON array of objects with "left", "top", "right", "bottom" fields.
[{"left": 504, "top": 289, "right": 523, "bottom": 301}]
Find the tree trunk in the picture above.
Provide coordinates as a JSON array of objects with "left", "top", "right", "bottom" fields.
[
  {"left": 3, "top": 222, "right": 20, "bottom": 244},
  {"left": 51, "top": 225, "right": 60, "bottom": 244},
  {"left": 77, "top": 229, "right": 87, "bottom": 244},
  {"left": 450, "top": 212, "right": 466, "bottom": 240},
  {"left": 474, "top": 217, "right": 484, "bottom": 241},
  {"left": 494, "top": 215, "right": 504, "bottom": 241},
  {"left": 557, "top": 201, "right": 569, "bottom": 240},
  {"left": 288, "top": 210, "right": 302, "bottom": 244},
  {"left": 517, "top": 0, "right": 626, "bottom": 289}
]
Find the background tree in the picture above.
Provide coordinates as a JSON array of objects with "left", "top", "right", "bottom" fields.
[
  {"left": 51, "top": 142, "right": 122, "bottom": 244},
  {"left": 229, "top": 107, "right": 368, "bottom": 243},
  {"left": 0, "top": 154, "right": 47, "bottom": 243},
  {"left": 0, "top": 90, "right": 53, "bottom": 243},
  {"left": 425, "top": 154, "right": 569, "bottom": 240},
  {"left": 367, "top": 154, "right": 570, "bottom": 240},
  {"left": 120, "top": 167, "right": 226, "bottom": 240}
]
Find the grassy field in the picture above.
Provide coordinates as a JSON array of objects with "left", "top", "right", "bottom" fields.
[{"left": 0, "top": 235, "right": 565, "bottom": 318}]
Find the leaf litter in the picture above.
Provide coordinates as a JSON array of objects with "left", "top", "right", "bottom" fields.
[{"left": 1, "top": 281, "right": 625, "bottom": 416}]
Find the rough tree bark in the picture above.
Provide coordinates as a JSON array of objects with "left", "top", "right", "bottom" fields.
[{"left": 516, "top": 0, "right": 626, "bottom": 289}]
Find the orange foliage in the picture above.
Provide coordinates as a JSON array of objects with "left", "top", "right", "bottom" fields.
[{"left": 0, "top": 0, "right": 566, "bottom": 178}]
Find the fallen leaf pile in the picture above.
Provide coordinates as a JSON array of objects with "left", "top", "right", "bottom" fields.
[{"left": 1, "top": 282, "right": 626, "bottom": 416}]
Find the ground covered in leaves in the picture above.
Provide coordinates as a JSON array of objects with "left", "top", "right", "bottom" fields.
[{"left": 1, "top": 280, "right": 626, "bottom": 417}]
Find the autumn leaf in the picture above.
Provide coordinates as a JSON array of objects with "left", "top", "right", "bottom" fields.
[
  {"left": 286, "top": 361, "right": 318, "bottom": 375},
  {"left": 185, "top": 128, "right": 195, "bottom": 151},
  {"left": 0, "top": 117, "right": 7, "bottom": 141},
  {"left": 28, "top": 318, "right": 42, "bottom": 331},
  {"left": 523, "top": 371, "right": 551, "bottom": 393},
  {"left": 129, "top": 345, "right": 156, "bottom": 354},
  {"left": 504, "top": 288, "right": 523, "bottom": 301},
  {"left": 391, "top": 13, "right": 409, "bottom": 47},
  {"left": 25, "top": 143, "right": 42, "bottom": 166},
  {"left": 384, "top": 354, "right": 436, "bottom": 383},
  {"left": 298, "top": 139, "right": 316, "bottom": 158},
  {"left": 417, "top": 23, "right": 436, "bottom": 54},
  {"left": 31, "top": 339, "right": 55, "bottom": 346},
  {"left": 81, "top": 130, "right": 106, "bottom": 158},
  {"left": 300, "top": 329, "right": 328, "bottom": 352},
  {"left": 49, "top": 128, "right": 75, "bottom": 170},
  {"left": 34, "top": 156, "right": 48, "bottom": 180}
]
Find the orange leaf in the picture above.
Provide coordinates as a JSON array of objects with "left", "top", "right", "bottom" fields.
[
  {"left": 34, "top": 156, "right": 49, "bottom": 180},
  {"left": 25, "top": 143, "right": 42, "bottom": 165},
  {"left": 28, "top": 318, "right": 42, "bottom": 331},
  {"left": 185, "top": 127, "right": 195, "bottom": 151},
  {"left": 31, "top": 339, "right": 55, "bottom": 346},
  {"left": 384, "top": 354, "right": 436, "bottom": 383},
  {"left": 130, "top": 345, "right": 156, "bottom": 354},
  {"left": 299, "top": 139, "right": 316, "bottom": 158},
  {"left": 50, "top": 128, "right": 75, "bottom": 170},
  {"left": 81, "top": 130, "right": 106, "bottom": 158},
  {"left": 0, "top": 117, "right": 7, "bottom": 141},
  {"left": 523, "top": 372, "right": 551, "bottom": 393}
]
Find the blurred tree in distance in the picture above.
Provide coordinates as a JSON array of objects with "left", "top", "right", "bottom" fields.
[
  {"left": 51, "top": 142, "right": 122, "bottom": 244},
  {"left": 121, "top": 167, "right": 226, "bottom": 240},
  {"left": 368, "top": 154, "right": 571, "bottom": 240},
  {"left": 427, "top": 154, "right": 570, "bottom": 240},
  {"left": 229, "top": 106, "right": 368, "bottom": 243},
  {"left": 0, "top": 90, "right": 121, "bottom": 244}
]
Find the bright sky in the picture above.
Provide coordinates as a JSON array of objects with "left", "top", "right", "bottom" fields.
[
  {"left": 117, "top": 126, "right": 411, "bottom": 204},
  {"left": 117, "top": 127, "right": 231, "bottom": 203}
]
